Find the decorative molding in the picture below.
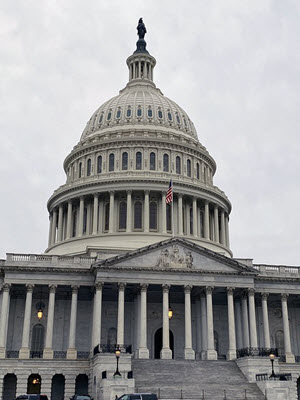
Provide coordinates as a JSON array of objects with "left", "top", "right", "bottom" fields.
[
  {"left": 281, "top": 293, "right": 289, "bottom": 301},
  {"left": 140, "top": 283, "right": 148, "bottom": 291},
  {"left": 71, "top": 285, "right": 79, "bottom": 293},
  {"left": 205, "top": 286, "right": 213, "bottom": 295},
  {"left": 95, "top": 282, "right": 103, "bottom": 291},
  {"left": 26, "top": 284, "right": 35, "bottom": 292},
  {"left": 49, "top": 284, "right": 57, "bottom": 293},
  {"left": 248, "top": 288, "right": 255, "bottom": 296},
  {"left": 184, "top": 285, "right": 192, "bottom": 293},
  {"left": 226, "top": 287, "right": 235, "bottom": 295},
  {"left": 162, "top": 284, "right": 170, "bottom": 293},
  {"left": 261, "top": 293, "right": 269, "bottom": 300},
  {"left": 156, "top": 245, "right": 193, "bottom": 269},
  {"left": 118, "top": 282, "right": 126, "bottom": 290}
]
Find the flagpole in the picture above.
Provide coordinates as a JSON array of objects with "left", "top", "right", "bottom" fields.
[{"left": 171, "top": 170, "right": 174, "bottom": 238}]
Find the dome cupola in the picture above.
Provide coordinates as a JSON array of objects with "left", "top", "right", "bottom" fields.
[{"left": 46, "top": 20, "right": 232, "bottom": 258}]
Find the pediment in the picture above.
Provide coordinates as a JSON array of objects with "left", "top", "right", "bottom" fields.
[{"left": 94, "top": 238, "right": 257, "bottom": 275}]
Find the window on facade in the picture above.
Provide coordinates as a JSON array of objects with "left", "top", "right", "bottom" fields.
[
  {"left": 136, "top": 152, "right": 142, "bottom": 170},
  {"left": 275, "top": 330, "right": 284, "bottom": 356},
  {"left": 148, "top": 108, "right": 153, "bottom": 118},
  {"left": 119, "top": 201, "right": 127, "bottom": 230},
  {"left": 187, "top": 159, "right": 191, "bottom": 177},
  {"left": 150, "top": 152, "right": 156, "bottom": 170},
  {"left": 149, "top": 202, "right": 157, "bottom": 230},
  {"left": 163, "top": 154, "right": 169, "bottom": 172},
  {"left": 104, "top": 203, "right": 109, "bottom": 231},
  {"left": 196, "top": 163, "right": 200, "bottom": 179},
  {"left": 116, "top": 109, "right": 121, "bottom": 119},
  {"left": 134, "top": 201, "right": 142, "bottom": 229},
  {"left": 126, "top": 107, "right": 132, "bottom": 117},
  {"left": 31, "top": 324, "right": 45, "bottom": 351},
  {"left": 99, "top": 113, "right": 103, "bottom": 124},
  {"left": 97, "top": 155, "right": 102, "bottom": 174},
  {"left": 87, "top": 159, "right": 91, "bottom": 176},
  {"left": 79, "top": 162, "right": 82, "bottom": 178},
  {"left": 203, "top": 166, "right": 207, "bottom": 183},
  {"left": 168, "top": 111, "right": 172, "bottom": 121},
  {"left": 190, "top": 207, "right": 193, "bottom": 235},
  {"left": 109, "top": 153, "right": 115, "bottom": 172},
  {"left": 158, "top": 109, "right": 163, "bottom": 119},
  {"left": 166, "top": 204, "right": 172, "bottom": 231},
  {"left": 137, "top": 107, "right": 142, "bottom": 117},
  {"left": 183, "top": 116, "right": 187, "bottom": 128},
  {"left": 122, "top": 152, "right": 128, "bottom": 170},
  {"left": 176, "top": 114, "right": 180, "bottom": 124},
  {"left": 72, "top": 210, "right": 77, "bottom": 237},
  {"left": 176, "top": 156, "right": 181, "bottom": 174},
  {"left": 107, "top": 111, "right": 112, "bottom": 121}
]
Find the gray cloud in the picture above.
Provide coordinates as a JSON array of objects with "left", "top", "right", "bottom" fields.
[{"left": 1, "top": 0, "right": 299, "bottom": 264}]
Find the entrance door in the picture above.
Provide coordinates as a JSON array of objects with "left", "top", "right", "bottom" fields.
[
  {"left": 27, "top": 374, "right": 41, "bottom": 394},
  {"left": 154, "top": 328, "right": 174, "bottom": 359}
]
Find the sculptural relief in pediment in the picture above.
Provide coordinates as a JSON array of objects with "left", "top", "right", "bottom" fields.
[{"left": 156, "top": 245, "right": 193, "bottom": 269}]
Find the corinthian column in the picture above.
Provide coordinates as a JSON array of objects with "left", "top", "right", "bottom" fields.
[
  {"left": 161, "top": 284, "right": 172, "bottom": 359},
  {"left": 92, "top": 194, "right": 99, "bottom": 235},
  {"left": 44, "top": 285, "right": 57, "bottom": 359},
  {"left": 0, "top": 284, "right": 11, "bottom": 358},
  {"left": 126, "top": 190, "right": 132, "bottom": 232},
  {"left": 108, "top": 191, "right": 115, "bottom": 233},
  {"left": 19, "top": 284, "right": 35, "bottom": 359},
  {"left": 241, "top": 291, "right": 250, "bottom": 348},
  {"left": 214, "top": 206, "right": 219, "bottom": 243},
  {"left": 91, "top": 282, "right": 103, "bottom": 351},
  {"left": 261, "top": 293, "right": 270, "bottom": 349},
  {"left": 281, "top": 293, "right": 295, "bottom": 363},
  {"left": 137, "top": 284, "right": 149, "bottom": 358},
  {"left": 144, "top": 191, "right": 150, "bottom": 233},
  {"left": 192, "top": 198, "right": 198, "bottom": 237},
  {"left": 204, "top": 201, "right": 210, "bottom": 240},
  {"left": 117, "top": 283, "right": 126, "bottom": 346},
  {"left": 161, "top": 192, "right": 167, "bottom": 234},
  {"left": 178, "top": 194, "right": 183, "bottom": 235},
  {"left": 184, "top": 285, "right": 195, "bottom": 359},
  {"left": 248, "top": 289, "right": 257, "bottom": 348},
  {"left": 51, "top": 208, "right": 57, "bottom": 244},
  {"left": 67, "top": 285, "right": 79, "bottom": 359},
  {"left": 200, "top": 291, "right": 207, "bottom": 360},
  {"left": 206, "top": 286, "right": 217, "bottom": 360},
  {"left": 226, "top": 287, "right": 236, "bottom": 360},
  {"left": 66, "top": 201, "right": 72, "bottom": 239},
  {"left": 57, "top": 204, "right": 64, "bottom": 242},
  {"left": 78, "top": 197, "right": 84, "bottom": 237}
]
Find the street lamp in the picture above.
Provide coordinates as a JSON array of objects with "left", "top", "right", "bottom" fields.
[
  {"left": 113, "top": 345, "right": 121, "bottom": 377},
  {"left": 168, "top": 308, "right": 173, "bottom": 319},
  {"left": 269, "top": 353, "right": 276, "bottom": 378}
]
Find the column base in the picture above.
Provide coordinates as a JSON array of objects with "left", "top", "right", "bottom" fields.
[
  {"left": 67, "top": 348, "right": 77, "bottom": 359},
  {"left": 0, "top": 347, "right": 6, "bottom": 359},
  {"left": 43, "top": 348, "right": 54, "bottom": 359},
  {"left": 226, "top": 349, "right": 237, "bottom": 361},
  {"left": 201, "top": 351, "right": 207, "bottom": 360},
  {"left": 19, "top": 347, "right": 30, "bottom": 359},
  {"left": 285, "top": 353, "right": 295, "bottom": 363},
  {"left": 184, "top": 348, "right": 195, "bottom": 360},
  {"left": 160, "top": 347, "right": 172, "bottom": 359},
  {"left": 206, "top": 349, "right": 218, "bottom": 360},
  {"left": 137, "top": 348, "right": 149, "bottom": 359}
]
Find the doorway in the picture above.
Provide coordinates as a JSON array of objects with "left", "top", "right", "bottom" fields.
[
  {"left": 3, "top": 374, "right": 17, "bottom": 400},
  {"left": 154, "top": 327, "right": 174, "bottom": 359},
  {"left": 27, "top": 374, "right": 41, "bottom": 394}
]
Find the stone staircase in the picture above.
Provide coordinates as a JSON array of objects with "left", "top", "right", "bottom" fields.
[{"left": 132, "top": 359, "right": 265, "bottom": 399}]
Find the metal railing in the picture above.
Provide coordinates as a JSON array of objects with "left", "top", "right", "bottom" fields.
[
  {"left": 30, "top": 351, "right": 43, "bottom": 358},
  {"left": 93, "top": 344, "right": 132, "bottom": 355},
  {"left": 236, "top": 347, "right": 278, "bottom": 358},
  {"left": 77, "top": 351, "right": 90, "bottom": 359},
  {"left": 256, "top": 373, "right": 292, "bottom": 381},
  {"left": 136, "top": 388, "right": 252, "bottom": 399},
  {"left": 53, "top": 351, "right": 67, "bottom": 359},
  {"left": 6, "top": 350, "right": 19, "bottom": 358}
]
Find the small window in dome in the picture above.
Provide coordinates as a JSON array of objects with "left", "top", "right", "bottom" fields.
[
  {"left": 196, "top": 162, "right": 200, "bottom": 180},
  {"left": 163, "top": 154, "right": 169, "bottom": 172},
  {"left": 107, "top": 111, "right": 112, "bottom": 121},
  {"left": 183, "top": 116, "right": 187, "bottom": 128},
  {"left": 158, "top": 109, "right": 163, "bottom": 119},
  {"left": 122, "top": 152, "right": 128, "bottom": 170},
  {"left": 116, "top": 109, "right": 121, "bottom": 119},
  {"left": 148, "top": 108, "right": 153, "bottom": 118},
  {"left": 136, "top": 152, "right": 142, "bottom": 170},
  {"left": 79, "top": 162, "right": 82, "bottom": 178},
  {"left": 187, "top": 159, "right": 191, "bottom": 177},
  {"left": 109, "top": 153, "right": 115, "bottom": 172},
  {"left": 150, "top": 152, "right": 156, "bottom": 170},
  {"left": 87, "top": 159, "right": 92, "bottom": 176},
  {"left": 176, "top": 114, "right": 180, "bottom": 124},
  {"left": 168, "top": 111, "right": 172, "bottom": 121},
  {"left": 126, "top": 107, "right": 132, "bottom": 118},
  {"left": 99, "top": 114, "right": 103, "bottom": 124},
  {"left": 97, "top": 155, "right": 102, "bottom": 174},
  {"left": 137, "top": 107, "right": 142, "bottom": 117}
]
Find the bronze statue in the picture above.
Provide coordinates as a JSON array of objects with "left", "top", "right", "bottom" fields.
[{"left": 137, "top": 18, "right": 146, "bottom": 39}]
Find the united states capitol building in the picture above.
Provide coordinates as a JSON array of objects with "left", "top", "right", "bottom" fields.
[{"left": 1, "top": 20, "right": 300, "bottom": 400}]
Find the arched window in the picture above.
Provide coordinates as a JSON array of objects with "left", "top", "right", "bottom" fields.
[
  {"left": 136, "top": 152, "right": 142, "bottom": 170},
  {"left": 126, "top": 107, "right": 132, "bottom": 118},
  {"left": 109, "top": 153, "right": 114, "bottom": 172},
  {"left": 134, "top": 201, "right": 142, "bottom": 229},
  {"left": 122, "top": 152, "right": 128, "bottom": 170},
  {"left": 158, "top": 109, "right": 163, "bottom": 119},
  {"left": 119, "top": 201, "right": 127, "bottom": 230},
  {"left": 99, "top": 113, "right": 103, "bottom": 124},
  {"left": 176, "top": 113, "right": 180, "bottom": 124},
  {"left": 166, "top": 204, "right": 172, "bottom": 231},
  {"left": 187, "top": 159, "right": 191, "bottom": 177},
  {"left": 31, "top": 324, "right": 45, "bottom": 352},
  {"left": 196, "top": 163, "right": 200, "bottom": 179},
  {"left": 150, "top": 152, "right": 156, "bottom": 170},
  {"left": 203, "top": 166, "right": 207, "bottom": 183},
  {"left": 78, "top": 162, "right": 82, "bottom": 178},
  {"left": 137, "top": 106, "right": 142, "bottom": 117},
  {"left": 163, "top": 154, "right": 169, "bottom": 172},
  {"left": 104, "top": 203, "right": 109, "bottom": 231},
  {"left": 107, "top": 110, "right": 112, "bottom": 121},
  {"left": 148, "top": 108, "right": 153, "bottom": 118},
  {"left": 72, "top": 210, "right": 77, "bottom": 237},
  {"left": 87, "top": 159, "right": 91, "bottom": 176},
  {"left": 149, "top": 202, "right": 157, "bottom": 230},
  {"left": 176, "top": 156, "right": 181, "bottom": 174},
  {"left": 167, "top": 111, "right": 172, "bottom": 121},
  {"left": 116, "top": 108, "right": 121, "bottom": 119},
  {"left": 75, "top": 374, "right": 89, "bottom": 396},
  {"left": 97, "top": 155, "right": 102, "bottom": 174}
]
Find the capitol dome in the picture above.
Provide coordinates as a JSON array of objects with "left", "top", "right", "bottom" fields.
[{"left": 46, "top": 31, "right": 232, "bottom": 257}]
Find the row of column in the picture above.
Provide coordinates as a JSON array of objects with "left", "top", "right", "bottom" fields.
[
  {"left": 48, "top": 191, "right": 230, "bottom": 248},
  {"left": 129, "top": 60, "right": 154, "bottom": 81},
  {"left": 0, "top": 284, "right": 79, "bottom": 360}
]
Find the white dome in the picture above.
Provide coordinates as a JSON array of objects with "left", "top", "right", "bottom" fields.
[{"left": 80, "top": 84, "right": 198, "bottom": 141}]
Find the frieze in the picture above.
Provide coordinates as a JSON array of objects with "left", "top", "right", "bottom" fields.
[{"left": 156, "top": 245, "right": 193, "bottom": 269}]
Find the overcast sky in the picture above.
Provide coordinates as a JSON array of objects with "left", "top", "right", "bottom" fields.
[{"left": 1, "top": 0, "right": 300, "bottom": 265}]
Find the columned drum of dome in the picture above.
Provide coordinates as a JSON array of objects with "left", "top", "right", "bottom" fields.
[{"left": 46, "top": 28, "right": 232, "bottom": 257}]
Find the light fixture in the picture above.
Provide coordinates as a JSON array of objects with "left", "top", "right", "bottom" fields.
[
  {"left": 32, "top": 378, "right": 40, "bottom": 385},
  {"left": 36, "top": 287, "right": 45, "bottom": 320},
  {"left": 113, "top": 345, "right": 121, "bottom": 377},
  {"left": 269, "top": 353, "right": 276, "bottom": 378},
  {"left": 168, "top": 308, "right": 173, "bottom": 319}
]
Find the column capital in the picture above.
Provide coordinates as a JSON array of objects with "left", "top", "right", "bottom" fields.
[
  {"left": 71, "top": 285, "right": 79, "bottom": 294},
  {"left": 242, "top": 290, "right": 248, "bottom": 299},
  {"left": 214, "top": 204, "right": 219, "bottom": 210},
  {"left": 68, "top": 199, "right": 72, "bottom": 205},
  {"left": 26, "top": 284, "right": 35, "bottom": 292},
  {"left": 49, "top": 284, "right": 57, "bottom": 293},
  {"left": 261, "top": 292, "right": 269, "bottom": 300},
  {"left": 178, "top": 193, "right": 183, "bottom": 199},
  {"left": 248, "top": 288, "right": 255, "bottom": 296},
  {"left": 140, "top": 283, "right": 149, "bottom": 291},
  {"left": 144, "top": 190, "right": 150, "bottom": 195},
  {"left": 126, "top": 190, "right": 132, "bottom": 195},
  {"left": 93, "top": 193, "right": 99, "bottom": 199},
  {"left": 95, "top": 282, "right": 104, "bottom": 291},
  {"left": 226, "top": 287, "right": 235, "bottom": 295},
  {"left": 205, "top": 286, "right": 214, "bottom": 295},
  {"left": 162, "top": 284, "right": 170, "bottom": 293},
  {"left": 118, "top": 282, "right": 126, "bottom": 291},
  {"left": 281, "top": 293, "right": 289, "bottom": 301},
  {"left": 2, "top": 283, "right": 11, "bottom": 292},
  {"left": 109, "top": 190, "right": 115, "bottom": 196},
  {"left": 79, "top": 196, "right": 85, "bottom": 201},
  {"left": 184, "top": 285, "right": 192, "bottom": 294}
]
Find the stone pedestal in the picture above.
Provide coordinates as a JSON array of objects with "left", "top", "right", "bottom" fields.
[
  {"left": 19, "top": 347, "right": 30, "bottom": 359},
  {"left": 160, "top": 347, "right": 172, "bottom": 359},
  {"left": 226, "top": 349, "right": 236, "bottom": 361},
  {"left": 206, "top": 349, "right": 218, "bottom": 360},
  {"left": 184, "top": 348, "right": 195, "bottom": 360},
  {"left": 43, "top": 348, "right": 53, "bottom": 359},
  {"left": 67, "top": 348, "right": 77, "bottom": 359},
  {"left": 137, "top": 347, "right": 149, "bottom": 359},
  {"left": 285, "top": 352, "right": 295, "bottom": 363}
]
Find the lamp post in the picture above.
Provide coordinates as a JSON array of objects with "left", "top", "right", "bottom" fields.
[
  {"left": 269, "top": 353, "right": 276, "bottom": 379},
  {"left": 113, "top": 345, "right": 121, "bottom": 377}
]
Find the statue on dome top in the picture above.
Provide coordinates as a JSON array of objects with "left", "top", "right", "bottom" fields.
[{"left": 137, "top": 18, "right": 147, "bottom": 39}]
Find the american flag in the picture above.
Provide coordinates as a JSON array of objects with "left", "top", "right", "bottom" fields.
[{"left": 166, "top": 179, "right": 173, "bottom": 204}]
